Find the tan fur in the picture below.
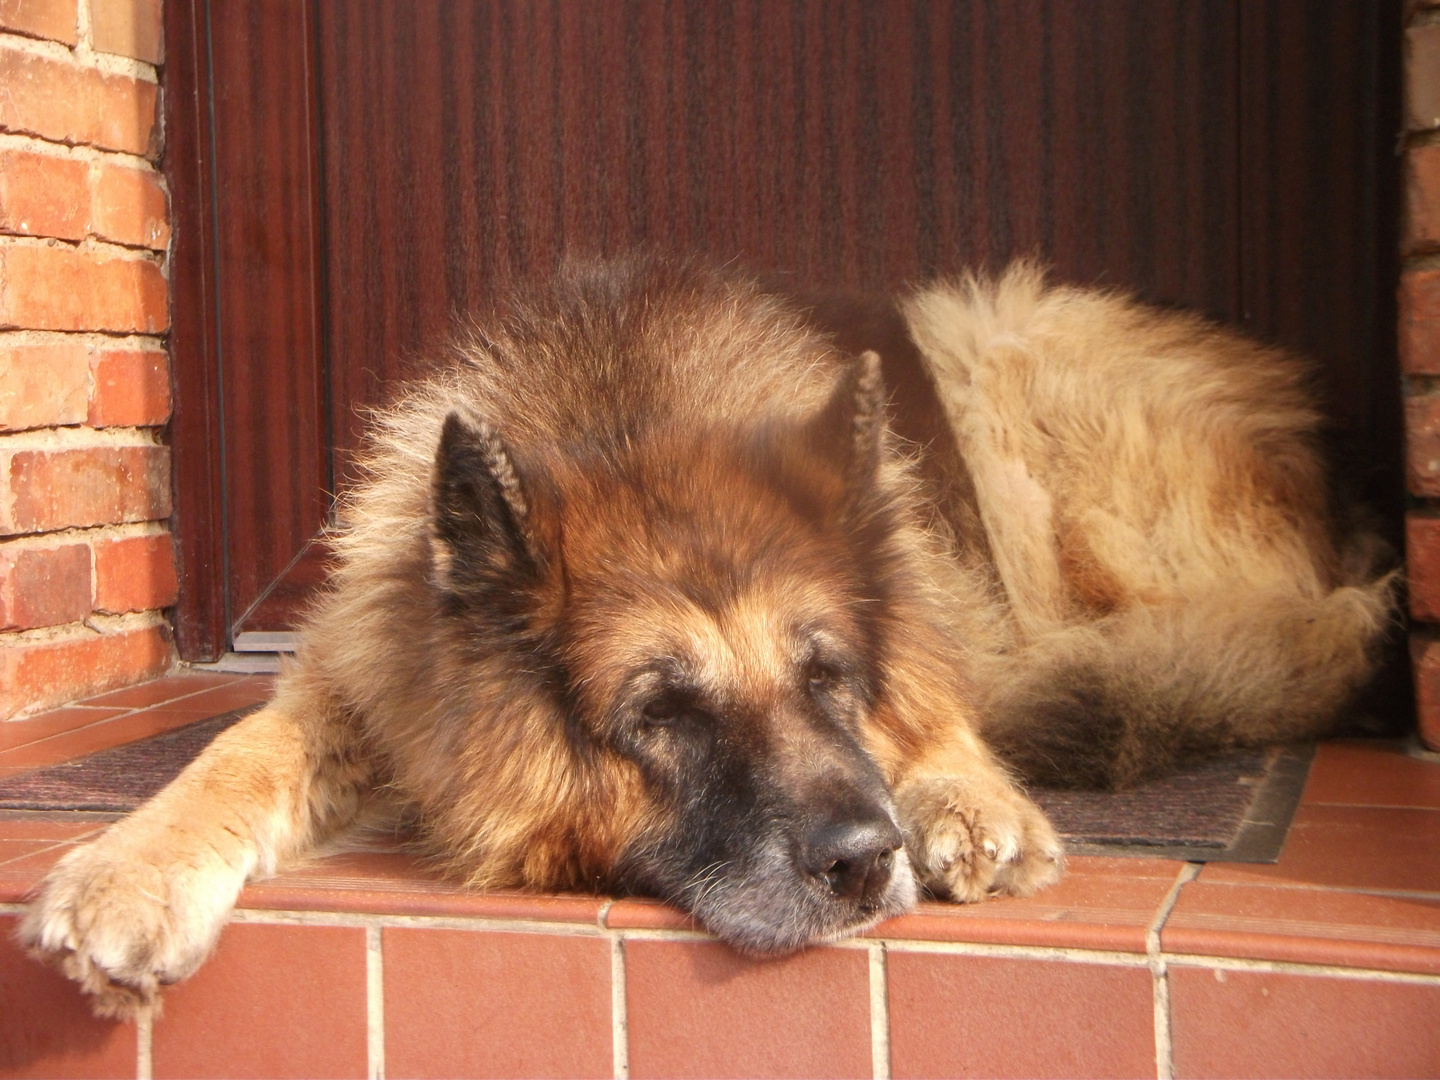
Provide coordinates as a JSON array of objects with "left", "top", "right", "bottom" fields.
[
  {"left": 905, "top": 264, "right": 1394, "bottom": 784},
  {"left": 21, "top": 700, "right": 373, "bottom": 1017},
  {"left": 21, "top": 258, "right": 1390, "bottom": 1015}
]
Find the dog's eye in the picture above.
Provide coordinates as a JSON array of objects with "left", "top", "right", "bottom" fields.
[
  {"left": 641, "top": 696, "right": 687, "bottom": 729},
  {"left": 805, "top": 658, "right": 840, "bottom": 691},
  {"left": 641, "top": 700, "right": 674, "bottom": 725}
]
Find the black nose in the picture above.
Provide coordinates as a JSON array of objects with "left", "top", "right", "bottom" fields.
[{"left": 802, "top": 817, "right": 903, "bottom": 901}]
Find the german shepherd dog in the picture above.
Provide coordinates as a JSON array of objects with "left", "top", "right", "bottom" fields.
[{"left": 23, "top": 256, "right": 1394, "bottom": 1017}]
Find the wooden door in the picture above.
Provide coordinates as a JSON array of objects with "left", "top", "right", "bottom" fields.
[{"left": 163, "top": 0, "right": 1401, "bottom": 661}]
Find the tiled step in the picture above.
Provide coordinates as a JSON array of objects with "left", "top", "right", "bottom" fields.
[{"left": 1, "top": 674, "right": 1439, "bottom": 1079}]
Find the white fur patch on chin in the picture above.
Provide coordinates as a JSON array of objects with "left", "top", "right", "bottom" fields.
[{"left": 691, "top": 841, "right": 921, "bottom": 953}]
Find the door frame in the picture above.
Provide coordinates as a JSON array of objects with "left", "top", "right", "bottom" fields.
[{"left": 164, "top": 0, "right": 330, "bottom": 661}]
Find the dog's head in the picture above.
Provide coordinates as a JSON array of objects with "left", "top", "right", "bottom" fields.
[{"left": 427, "top": 351, "right": 919, "bottom": 951}]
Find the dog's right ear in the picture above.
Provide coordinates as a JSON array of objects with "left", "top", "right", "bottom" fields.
[
  {"left": 431, "top": 410, "right": 547, "bottom": 592},
  {"left": 807, "top": 350, "right": 887, "bottom": 493}
]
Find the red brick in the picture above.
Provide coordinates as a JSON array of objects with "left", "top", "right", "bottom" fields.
[
  {"left": 0, "top": 148, "right": 87, "bottom": 242},
  {"left": 0, "top": 444, "right": 170, "bottom": 533},
  {"left": 0, "top": 45, "right": 158, "bottom": 158},
  {"left": 0, "top": 339, "right": 89, "bottom": 431},
  {"left": 90, "top": 0, "right": 162, "bottom": 65},
  {"left": 92, "top": 532, "right": 175, "bottom": 614},
  {"left": 0, "top": 541, "right": 90, "bottom": 630},
  {"left": 88, "top": 348, "right": 169, "bottom": 426},
  {"left": 1405, "top": 392, "right": 1440, "bottom": 496},
  {"left": 0, "top": 0, "right": 77, "bottom": 47},
  {"left": 1401, "top": 268, "right": 1440, "bottom": 375},
  {"left": 1407, "top": 143, "right": 1440, "bottom": 254},
  {"left": 1410, "top": 24, "right": 1440, "bottom": 131},
  {"left": 0, "top": 244, "right": 167, "bottom": 333},
  {"left": 1408, "top": 511, "right": 1440, "bottom": 620},
  {"left": 0, "top": 152, "right": 169, "bottom": 250},
  {"left": 89, "top": 160, "right": 168, "bottom": 249},
  {"left": 1412, "top": 632, "right": 1440, "bottom": 752},
  {"left": 0, "top": 620, "right": 172, "bottom": 719}
]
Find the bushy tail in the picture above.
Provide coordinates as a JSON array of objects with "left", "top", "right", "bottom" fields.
[{"left": 978, "top": 575, "right": 1398, "bottom": 789}]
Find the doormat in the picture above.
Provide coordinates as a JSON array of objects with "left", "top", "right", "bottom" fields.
[
  {"left": 0, "top": 713, "right": 1312, "bottom": 863},
  {"left": 1031, "top": 743, "right": 1314, "bottom": 863},
  {"left": 0, "top": 708, "right": 256, "bottom": 813}
]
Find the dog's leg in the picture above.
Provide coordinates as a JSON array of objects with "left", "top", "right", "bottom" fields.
[
  {"left": 19, "top": 699, "right": 371, "bottom": 1018},
  {"left": 874, "top": 654, "right": 1064, "bottom": 903}
]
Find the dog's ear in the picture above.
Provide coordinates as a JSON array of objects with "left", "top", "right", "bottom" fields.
[
  {"left": 808, "top": 350, "right": 887, "bottom": 490},
  {"left": 431, "top": 409, "right": 547, "bottom": 591}
]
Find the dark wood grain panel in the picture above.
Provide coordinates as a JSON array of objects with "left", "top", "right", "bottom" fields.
[
  {"left": 1044, "top": 0, "right": 1240, "bottom": 312},
  {"left": 165, "top": 0, "right": 1400, "bottom": 651},
  {"left": 163, "top": 0, "right": 225, "bottom": 661},
  {"left": 207, "top": 0, "right": 329, "bottom": 630},
  {"left": 315, "top": 0, "right": 1248, "bottom": 466},
  {"left": 1239, "top": 0, "right": 1406, "bottom": 720},
  {"left": 1240, "top": 0, "right": 1403, "bottom": 526}
]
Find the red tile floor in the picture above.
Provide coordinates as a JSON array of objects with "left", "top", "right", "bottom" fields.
[{"left": 1, "top": 672, "right": 1439, "bottom": 1078}]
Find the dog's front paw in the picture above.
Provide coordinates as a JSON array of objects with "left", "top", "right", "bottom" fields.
[
  {"left": 19, "top": 832, "right": 245, "bottom": 1019},
  {"left": 895, "top": 776, "right": 1063, "bottom": 902}
]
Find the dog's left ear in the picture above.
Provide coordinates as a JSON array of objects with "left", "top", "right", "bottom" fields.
[
  {"left": 808, "top": 350, "right": 887, "bottom": 490},
  {"left": 431, "top": 409, "right": 549, "bottom": 593}
]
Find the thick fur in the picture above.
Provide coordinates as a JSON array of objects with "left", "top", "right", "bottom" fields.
[
  {"left": 903, "top": 266, "right": 1394, "bottom": 786},
  {"left": 21, "top": 257, "right": 1391, "bottom": 1018}
]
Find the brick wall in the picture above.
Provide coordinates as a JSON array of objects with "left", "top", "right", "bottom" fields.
[
  {"left": 1407, "top": 5, "right": 1440, "bottom": 751},
  {"left": 0, "top": 0, "right": 174, "bottom": 720}
]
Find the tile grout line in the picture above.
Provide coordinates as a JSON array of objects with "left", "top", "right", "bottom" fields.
[
  {"left": 611, "top": 935, "right": 630, "bottom": 1080},
  {"left": 0, "top": 711, "right": 146, "bottom": 761},
  {"left": 0, "top": 674, "right": 261, "bottom": 761},
  {"left": 0, "top": 833, "right": 105, "bottom": 871},
  {"left": 1150, "top": 952, "right": 1174, "bottom": 1080},
  {"left": 231, "top": 906, "right": 616, "bottom": 936},
  {"left": 596, "top": 898, "right": 615, "bottom": 930},
  {"left": 74, "top": 673, "right": 253, "bottom": 720},
  {"left": 1147, "top": 862, "right": 1201, "bottom": 1080},
  {"left": 224, "top": 906, "right": 1157, "bottom": 964},
  {"left": 135, "top": 1003, "right": 152, "bottom": 1080},
  {"left": 869, "top": 941, "right": 891, "bottom": 1080},
  {"left": 366, "top": 925, "right": 385, "bottom": 1080},
  {"left": 0, "top": 708, "right": 116, "bottom": 754},
  {"left": 879, "top": 937, "right": 1150, "bottom": 964},
  {"left": 1161, "top": 952, "right": 1440, "bottom": 983}
]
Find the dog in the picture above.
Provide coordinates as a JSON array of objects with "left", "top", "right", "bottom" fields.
[{"left": 21, "top": 255, "right": 1394, "bottom": 1018}]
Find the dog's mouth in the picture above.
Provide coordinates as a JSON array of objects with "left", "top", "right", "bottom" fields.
[{"left": 650, "top": 831, "right": 920, "bottom": 955}]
